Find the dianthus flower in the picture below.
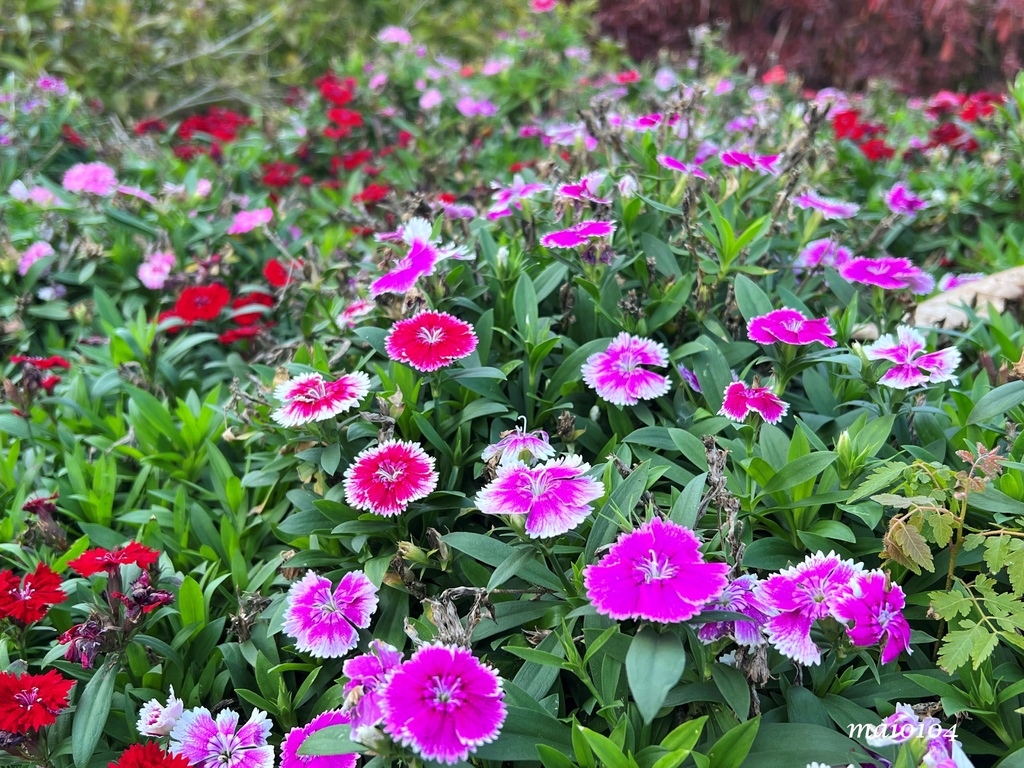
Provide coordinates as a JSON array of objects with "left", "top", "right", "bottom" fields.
[
  {"left": 794, "top": 238, "right": 851, "bottom": 272},
  {"left": 720, "top": 150, "right": 780, "bottom": 176},
  {"left": 264, "top": 258, "right": 303, "bottom": 288},
  {"left": 281, "top": 710, "right": 356, "bottom": 768},
  {"left": 839, "top": 257, "right": 935, "bottom": 294},
  {"left": 218, "top": 326, "right": 264, "bottom": 345},
  {"left": 137, "top": 686, "right": 185, "bottom": 737},
  {"left": 859, "top": 138, "right": 895, "bottom": 162},
  {"left": 482, "top": 425, "right": 556, "bottom": 466},
  {"left": 0, "top": 563, "right": 65, "bottom": 623},
  {"left": 584, "top": 517, "right": 730, "bottom": 623},
  {"left": 581, "top": 333, "right": 670, "bottom": 406},
  {"left": 476, "top": 455, "right": 604, "bottom": 539},
  {"left": 10, "top": 355, "right": 71, "bottom": 370},
  {"left": 69, "top": 541, "right": 160, "bottom": 577},
  {"left": 384, "top": 311, "right": 477, "bottom": 372},
  {"left": 231, "top": 293, "right": 275, "bottom": 325},
  {"left": 862, "top": 325, "right": 960, "bottom": 389},
  {"left": 381, "top": 644, "right": 506, "bottom": 765},
  {"left": 173, "top": 284, "right": 230, "bottom": 322},
  {"left": 832, "top": 571, "right": 911, "bottom": 663},
  {"left": 937, "top": 272, "right": 984, "bottom": 291},
  {"left": 138, "top": 251, "right": 176, "bottom": 290},
  {"left": 488, "top": 174, "right": 546, "bottom": 219},
  {"left": 338, "top": 298, "right": 374, "bottom": 328},
  {"left": 110, "top": 742, "right": 192, "bottom": 768},
  {"left": 558, "top": 171, "right": 610, "bottom": 204},
  {"left": 62, "top": 162, "right": 118, "bottom": 196},
  {"left": 170, "top": 707, "right": 274, "bottom": 768},
  {"left": 677, "top": 364, "right": 701, "bottom": 393},
  {"left": 719, "top": 382, "right": 789, "bottom": 425},
  {"left": 865, "top": 702, "right": 970, "bottom": 768},
  {"left": 0, "top": 670, "right": 74, "bottom": 732},
  {"left": 272, "top": 372, "right": 370, "bottom": 427},
  {"left": 793, "top": 190, "right": 860, "bottom": 219},
  {"left": 342, "top": 640, "right": 404, "bottom": 729},
  {"left": 885, "top": 183, "right": 927, "bottom": 217},
  {"left": 18, "top": 241, "right": 54, "bottom": 276},
  {"left": 656, "top": 154, "right": 710, "bottom": 180},
  {"left": 378, "top": 25, "right": 413, "bottom": 44},
  {"left": 747, "top": 308, "right": 837, "bottom": 348},
  {"left": 371, "top": 226, "right": 441, "bottom": 296},
  {"left": 697, "top": 574, "right": 772, "bottom": 646},
  {"left": 59, "top": 621, "right": 104, "bottom": 669},
  {"left": 354, "top": 184, "right": 390, "bottom": 205},
  {"left": 540, "top": 220, "right": 616, "bottom": 249},
  {"left": 283, "top": 570, "right": 378, "bottom": 658},
  {"left": 226, "top": 208, "right": 273, "bottom": 235},
  {"left": 343, "top": 440, "right": 438, "bottom": 516}
]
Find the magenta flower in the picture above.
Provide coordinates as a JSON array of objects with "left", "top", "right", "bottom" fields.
[
  {"left": 839, "top": 256, "right": 935, "bottom": 294},
  {"left": 169, "top": 707, "right": 274, "bottom": 768},
  {"left": 487, "top": 174, "right": 546, "bottom": 219},
  {"left": 656, "top": 154, "right": 710, "bottom": 180},
  {"left": 719, "top": 382, "right": 789, "bottom": 425},
  {"left": 759, "top": 551, "right": 865, "bottom": 666},
  {"left": 370, "top": 239, "right": 440, "bottom": 296},
  {"left": 584, "top": 517, "right": 730, "bottom": 623},
  {"left": 747, "top": 308, "right": 837, "bottom": 348},
  {"left": 793, "top": 190, "right": 860, "bottom": 219},
  {"left": 378, "top": 26, "right": 412, "bottom": 44},
  {"left": 677, "top": 364, "right": 702, "bottom": 393},
  {"left": 794, "top": 238, "right": 852, "bottom": 272},
  {"left": 558, "top": 171, "right": 610, "bottom": 204},
  {"left": 481, "top": 426, "right": 556, "bottom": 466},
  {"left": 272, "top": 372, "right": 371, "bottom": 427},
  {"left": 227, "top": 208, "right": 273, "bottom": 235},
  {"left": 938, "top": 272, "right": 984, "bottom": 291},
  {"left": 720, "top": 150, "right": 780, "bottom": 176},
  {"left": 540, "top": 220, "right": 616, "bottom": 249},
  {"left": 581, "top": 332, "right": 671, "bottom": 406},
  {"left": 338, "top": 298, "right": 375, "bottom": 328},
  {"left": 283, "top": 570, "right": 379, "bottom": 658},
  {"left": 832, "top": 571, "right": 911, "bottom": 664},
  {"left": 863, "top": 325, "right": 960, "bottom": 389},
  {"left": 281, "top": 710, "right": 356, "bottom": 768},
  {"left": 697, "top": 574, "right": 772, "bottom": 646},
  {"left": 18, "top": 241, "right": 54, "bottom": 276},
  {"left": 343, "top": 440, "right": 438, "bottom": 516},
  {"left": 384, "top": 310, "right": 478, "bottom": 372},
  {"left": 117, "top": 184, "right": 158, "bottom": 205},
  {"left": 342, "top": 640, "right": 404, "bottom": 729},
  {"left": 382, "top": 644, "right": 506, "bottom": 765},
  {"left": 476, "top": 455, "right": 604, "bottom": 539},
  {"left": 885, "top": 183, "right": 927, "bottom": 217},
  {"left": 62, "top": 162, "right": 118, "bottom": 196}
]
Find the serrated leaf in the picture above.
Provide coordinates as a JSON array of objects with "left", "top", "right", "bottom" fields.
[
  {"left": 937, "top": 621, "right": 994, "bottom": 672},
  {"left": 929, "top": 590, "right": 973, "bottom": 620},
  {"left": 1007, "top": 546, "right": 1024, "bottom": 597},
  {"left": 848, "top": 462, "right": 906, "bottom": 503},
  {"left": 921, "top": 508, "right": 954, "bottom": 547},
  {"left": 890, "top": 520, "right": 934, "bottom": 573},
  {"left": 985, "top": 536, "right": 1012, "bottom": 572}
]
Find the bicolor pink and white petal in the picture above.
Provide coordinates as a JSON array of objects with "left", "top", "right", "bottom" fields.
[
  {"left": 540, "top": 220, "right": 616, "bottom": 249},
  {"left": 343, "top": 440, "right": 438, "bottom": 516},
  {"left": 343, "top": 640, "right": 404, "bottom": 729},
  {"left": 793, "top": 190, "right": 860, "bottom": 219},
  {"left": 863, "top": 326, "right": 960, "bottom": 389},
  {"left": 272, "top": 372, "right": 371, "bottom": 427},
  {"left": 697, "top": 574, "right": 773, "bottom": 646},
  {"left": 481, "top": 427, "right": 556, "bottom": 466},
  {"left": 370, "top": 239, "right": 441, "bottom": 297},
  {"left": 283, "top": 570, "right": 379, "bottom": 658},
  {"left": 169, "top": 707, "right": 274, "bottom": 768},
  {"left": 832, "top": 571, "right": 912, "bottom": 664},
  {"left": 385, "top": 311, "right": 478, "bottom": 372},
  {"left": 581, "top": 333, "right": 671, "bottom": 406},
  {"left": 719, "top": 382, "right": 789, "bottom": 424},
  {"left": 838, "top": 257, "right": 935, "bottom": 294},
  {"left": 747, "top": 309, "right": 837, "bottom": 348}
]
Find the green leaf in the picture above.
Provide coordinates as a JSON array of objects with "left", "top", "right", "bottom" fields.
[
  {"left": 712, "top": 662, "right": 750, "bottom": 722},
  {"left": 706, "top": 716, "right": 759, "bottom": 768},
  {"left": 968, "top": 381, "right": 1024, "bottom": 425},
  {"left": 537, "top": 744, "right": 577, "bottom": 768},
  {"left": 669, "top": 472, "right": 707, "bottom": 529},
  {"left": 625, "top": 626, "right": 687, "bottom": 723},
  {"left": 72, "top": 660, "right": 118, "bottom": 767},
  {"left": 937, "top": 620, "right": 995, "bottom": 672},
  {"left": 761, "top": 453, "right": 837, "bottom": 495},
  {"left": 297, "top": 724, "right": 368, "bottom": 756},
  {"left": 178, "top": 575, "right": 206, "bottom": 628},
  {"left": 581, "top": 728, "right": 631, "bottom": 768},
  {"left": 848, "top": 461, "right": 906, "bottom": 502},
  {"left": 513, "top": 274, "right": 539, "bottom": 339},
  {"left": 732, "top": 275, "right": 773, "bottom": 321},
  {"left": 660, "top": 716, "right": 707, "bottom": 753},
  {"left": 444, "top": 532, "right": 562, "bottom": 591}
]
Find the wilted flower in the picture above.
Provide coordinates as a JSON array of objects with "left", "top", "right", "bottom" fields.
[
  {"left": 719, "top": 382, "right": 789, "bottom": 425},
  {"left": 793, "top": 190, "right": 860, "bottom": 219},
  {"left": 170, "top": 707, "right": 274, "bottom": 768},
  {"left": 272, "top": 372, "right": 371, "bottom": 427},
  {"left": 862, "top": 325, "right": 960, "bottom": 389},
  {"left": 284, "top": 570, "right": 378, "bottom": 658},
  {"left": 839, "top": 256, "right": 935, "bottom": 294},
  {"left": 343, "top": 440, "right": 438, "bottom": 516},
  {"left": 581, "top": 333, "right": 671, "bottom": 406},
  {"left": 747, "top": 308, "right": 837, "bottom": 348}
]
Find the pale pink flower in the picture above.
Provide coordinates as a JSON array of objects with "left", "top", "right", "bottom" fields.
[
  {"left": 937, "top": 272, "right": 984, "bottom": 291},
  {"left": 540, "top": 220, "right": 616, "bottom": 249},
  {"left": 338, "top": 298, "right": 375, "bottom": 328},
  {"left": 481, "top": 425, "right": 556, "bottom": 466},
  {"left": 618, "top": 175, "right": 639, "bottom": 198},
  {"left": 227, "top": 207, "right": 273, "bottom": 235},
  {"left": 138, "top": 251, "right": 176, "bottom": 290},
  {"left": 581, "top": 332, "right": 670, "bottom": 406},
  {"left": 283, "top": 570, "right": 378, "bottom": 658},
  {"left": 272, "top": 372, "right": 371, "bottom": 427},
  {"left": 343, "top": 440, "right": 438, "bottom": 516},
  {"left": 420, "top": 89, "right": 443, "bottom": 110},
  {"left": 885, "top": 183, "right": 927, "bottom": 217},
  {"left": 657, "top": 154, "right": 710, "bottom": 180},
  {"left": 719, "top": 382, "right": 789, "bottom": 424},
  {"left": 482, "top": 56, "right": 514, "bottom": 76},
  {"left": 488, "top": 175, "right": 546, "bottom": 219},
  {"left": 117, "top": 185, "right": 158, "bottom": 205},
  {"left": 476, "top": 454, "right": 604, "bottom": 539},
  {"left": 863, "top": 325, "right": 960, "bottom": 389},
  {"left": 137, "top": 686, "right": 184, "bottom": 737},
  {"left": 18, "top": 241, "right": 54, "bottom": 276},
  {"left": 794, "top": 238, "right": 852, "bottom": 272},
  {"left": 378, "top": 26, "right": 412, "bottom": 45},
  {"left": 839, "top": 256, "right": 935, "bottom": 294},
  {"left": 747, "top": 308, "right": 837, "bottom": 348},
  {"left": 170, "top": 707, "right": 274, "bottom": 768},
  {"left": 793, "top": 190, "right": 860, "bottom": 219},
  {"left": 195, "top": 179, "right": 213, "bottom": 198},
  {"left": 456, "top": 97, "right": 497, "bottom": 118},
  {"left": 62, "top": 162, "right": 118, "bottom": 196}
]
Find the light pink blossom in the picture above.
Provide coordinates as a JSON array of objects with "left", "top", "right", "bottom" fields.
[
  {"left": 62, "top": 162, "right": 118, "bottom": 196},
  {"left": 18, "top": 242, "right": 54, "bottom": 276},
  {"left": 227, "top": 207, "right": 273, "bottom": 235},
  {"left": 137, "top": 686, "right": 184, "bottom": 737},
  {"left": 793, "top": 190, "right": 860, "bottom": 219},
  {"left": 481, "top": 425, "right": 556, "bottom": 466},
  {"left": 719, "top": 382, "right": 789, "bottom": 424}
]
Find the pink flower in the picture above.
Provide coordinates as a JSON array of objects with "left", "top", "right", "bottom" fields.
[
  {"left": 456, "top": 97, "right": 497, "bottom": 118},
  {"left": 720, "top": 150, "right": 780, "bottom": 176},
  {"left": 138, "top": 251, "right": 176, "bottom": 290},
  {"left": 18, "top": 241, "right": 54, "bottom": 276},
  {"left": 481, "top": 426, "right": 556, "bottom": 466},
  {"left": 937, "top": 272, "right": 984, "bottom": 291},
  {"left": 759, "top": 551, "right": 865, "bottom": 666},
  {"left": 531, "top": 0, "right": 558, "bottom": 10},
  {"left": 338, "top": 298, "right": 375, "bottom": 328},
  {"left": 488, "top": 175, "right": 546, "bottom": 219},
  {"left": 863, "top": 325, "right": 960, "bottom": 389},
  {"left": 342, "top": 640, "right": 404, "bottom": 729},
  {"left": 584, "top": 517, "right": 730, "bottom": 623},
  {"left": 558, "top": 172, "right": 610, "bottom": 204},
  {"left": 839, "top": 256, "right": 935, "bottom": 293},
  {"left": 794, "top": 238, "right": 852, "bottom": 272},
  {"left": 832, "top": 571, "right": 911, "bottom": 664},
  {"left": 419, "top": 89, "right": 443, "bottom": 110},
  {"left": 170, "top": 707, "right": 274, "bottom": 768},
  {"left": 378, "top": 26, "right": 412, "bottom": 45},
  {"left": 370, "top": 240, "right": 440, "bottom": 297},
  {"left": 677, "top": 364, "right": 701, "bottom": 393},
  {"left": 747, "top": 308, "right": 837, "bottom": 348},
  {"left": 540, "top": 220, "right": 616, "bottom": 249},
  {"left": 581, "top": 332, "right": 671, "bottom": 406},
  {"left": 227, "top": 207, "right": 273, "bottom": 235},
  {"left": 62, "top": 162, "right": 118, "bottom": 196},
  {"left": 343, "top": 440, "right": 438, "bottom": 516},
  {"left": 384, "top": 311, "right": 478, "bottom": 372},
  {"left": 719, "top": 382, "right": 789, "bottom": 424},
  {"left": 381, "top": 644, "right": 506, "bottom": 765},
  {"left": 885, "top": 183, "right": 927, "bottom": 217},
  {"left": 272, "top": 372, "right": 370, "bottom": 427},
  {"left": 656, "top": 154, "right": 710, "bottom": 180},
  {"left": 793, "top": 190, "right": 860, "bottom": 219},
  {"left": 117, "top": 185, "right": 158, "bottom": 205},
  {"left": 281, "top": 710, "right": 356, "bottom": 768},
  {"left": 697, "top": 575, "right": 772, "bottom": 646},
  {"left": 283, "top": 570, "right": 379, "bottom": 658},
  {"left": 476, "top": 455, "right": 604, "bottom": 539},
  {"left": 137, "top": 687, "right": 185, "bottom": 737}
]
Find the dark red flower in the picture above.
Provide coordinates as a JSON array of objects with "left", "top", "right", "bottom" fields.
[
  {"left": 324, "top": 125, "right": 352, "bottom": 140},
  {"left": 40, "top": 376, "right": 60, "bottom": 394},
  {"left": 263, "top": 258, "right": 303, "bottom": 289},
  {"left": 177, "top": 107, "right": 252, "bottom": 143},
  {"left": 173, "top": 284, "right": 230, "bottom": 322},
  {"left": 59, "top": 620, "right": 104, "bottom": 669},
  {"left": 929, "top": 122, "right": 978, "bottom": 151},
  {"left": 352, "top": 226, "right": 374, "bottom": 237},
  {"left": 327, "top": 109, "right": 363, "bottom": 128},
  {"left": 111, "top": 571, "right": 174, "bottom": 619},
  {"left": 61, "top": 125, "right": 87, "bottom": 148},
  {"left": 283, "top": 86, "right": 305, "bottom": 108},
  {"left": 109, "top": 742, "right": 192, "bottom": 768},
  {"left": 0, "top": 564, "right": 65, "bottom": 624},
  {"left": 21, "top": 492, "right": 58, "bottom": 516},
  {"left": 858, "top": 138, "right": 895, "bottom": 162},
  {"left": 341, "top": 149, "right": 374, "bottom": 171},
  {"left": 831, "top": 109, "right": 865, "bottom": 141},
  {"left": 261, "top": 161, "right": 299, "bottom": 188},
  {"left": 68, "top": 541, "right": 160, "bottom": 577},
  {"left": 299, "top": 175, "right": 314, "bottom": 186},
  {"left": 315, "top": 72, "right": 357, "bottom": 106},
  {"left": 353, "top": 184, "right": 390, "bottom": 204},
  {"left": 509, "top": 160, "right": 534, "bottom": 173},
  {"left": 134, "top": 118, "right": 167, "bottom": 135},
  {"left": 0, "top": 670, "right": 74, "bottom": 733},
  {"left": 10, "top": 355, "right": 71, "bottom": 370},
  {"left": 218, "top": 326, "right": 264, "bottom": 345},
  {"left": 172, "top": 144, "right": 204, "bottom": 161},
  {"left": 232, "top": 292, "right": 275, "bottom": 324},
  {"left": 398, "top": 130, "right": 414, "bottom": 148},
  {"left": 378, "top": 146, "right": 394, "bottom": 158}
]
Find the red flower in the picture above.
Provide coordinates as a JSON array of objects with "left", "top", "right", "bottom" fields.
[
  {"left": 299, "top": 175, "right": 314, "bottom": 186},
  {"left": 110, "top": 742, "right": 193, "bottom": 768},
  {"left": 0, "top": 564, "right": 65, "bottom": 623},
  {"left": 761, "top": 65, "right": 787, "bottom": 85},
  {"left": 40, "top": 375, "right": 61, "bottom": 394},
  {"left": 61, "top": 124, "right": 87, "bottom": 148},
  {"left": 0, "top": 670, "right": 74, "bottom": 732},
  {"left": 929, "top": 122, "right": 978, "bottom": 151},
  {"left": 438, "top": 192, "right": 457, "bottom": 204},
  {"left": 261, "top": 161, "right": 299, "bottom": 188},
  {"left": 157, "top": 311, "right": 190, "bottom": 335},
  {"left": 134, "top": 118, "right": 167, "bottom": 135},
  {"left": 172, "top": 144, "right": 204, "bottom": 161},
  {"left": 460, "top": 65, "right": 475, "bottom": 77},
  {"left": 398, "top": 130, "right": 413, "bottom": 148},
  {"left": 509, "top": 161, "right": 534, "bottom": 173},
  {"left": 263, "top": 258, "right": 303, "bottom": 289},
  {"left": 324, "top": 125, "right": 352, "bottom": 140},
  {"left": 341, "top": 149, "right": 374, "bottom": 170},
  {"left": 315, "top": 72, "right": 357, "bottom": 106},
  {"left": 327, "top": 108, "right": 363, "bottom": 128},
  {"left": 218, "top": 325, "right": 264, "bottom": 345},
  {"left": 353, "top": 184, "right": 390, "bottom": 204},
  {"left": 352, "top": 226, "right": 374, "bottom": 237},
  {"left": 21, "top": 492, "right": 58, "bottom": 516},
  {"left": 613, "top": 70, "right": 641, "bottom": 84},
  {"left": 69, "top": 541, "right": 160, "bottom": 577},
  {"left": 173, "top": 284, "right": 230, "bottom": 322},
  {"left": 232, "top": 292, "right": 275, "bottom": 324},
  {"left": 961, "top": 92, "right": 1004, "bottom": 122},
  {"left": 10, "top": 355, "right": 71, "bottom": 370},
  {"left": 831, "top": 109, "right": 865, "bottom": 141},
  {"left": 177, "top": 107, "right": 252, "bottom": 143},
  {"left": 858, "top": 138, "right": 895, "bottom": 162}
]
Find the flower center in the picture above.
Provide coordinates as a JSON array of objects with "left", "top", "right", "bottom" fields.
[
  {"left": 429, "top": 675, "right": 465, "bottom": 710},
  {"left": 417, "top": 326, "right": 445, "bottom": 345},
  {"left": 526, "top": 471, "right": 551, "bottom": 497},
  {"left": 294, "top": 382, "right": 328, "bottom": 403},
  {"left": 14, "top": 586, "right": 33, "bottom": 601},
  {"left": 616, "top": 351, "right": 640, "bottom": 373},
  {"left": 637, "top": 550, "right": 677, "bottom": 583},
  {"left": 375, "top": 460, "right": 405, "bottom": 485},
  {"left": 14, "top": 687, "right": 39, "bottom": 709}
]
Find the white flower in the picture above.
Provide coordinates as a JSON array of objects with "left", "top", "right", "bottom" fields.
[{"left": 137, "top": 686, "right": 184, "bottom": 736}]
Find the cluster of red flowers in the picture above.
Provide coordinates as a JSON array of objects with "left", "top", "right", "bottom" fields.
[
  {"left": 154, "top": 106, "right": 255, "bottom": 162},
  {"left": 0, "top": 670, "right": 74, "bottom": 733},
  {"left": 68, "top": 541, "right": 159, "bottom": 577},
  {"left": 925, "top": 90, "right": 1005, "bottom": 122},
  {"left": 9, "top": 355, "right": 70, "bottom": 395},
  {"left": 0, "top": 563, "right": 64, "bottom": 623},
  {"left": 158, "top": 279, "right": 282, "bottom": 347},
  {"left": 831, "top": 109, "right": 895, "bottom": 161},
  {"left": 110, "top": 742, "right": 192, "bottom": 768}
]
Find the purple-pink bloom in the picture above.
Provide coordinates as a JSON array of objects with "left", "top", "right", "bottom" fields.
[
  {"left": 283, "top": 570, "right": 379, "bottom": 658},
  {"left": 581, "top": 332, "right": 670, "bottom": 406},
  {"left": 476, "top": 455, "right": 604, "bottom": 539},
  {"left": 378, "top": 26, "right": 412, "bottom": 45},
  {"left": 541, "top": 220, "right": 616, "bottom": 249},
  {"left": 657, "top": 154, "right": 710, "bottom": 180},
  {"left": 117, "top": 185, "right": 158, "bottom": 205},
  {"left": 677, "top": 364, "right": 702, "bottom": 393},
  {"left": 381, "top": 644, "right": 506, "bottom": 765},
  {"left": 832, "top": 571, "right": 911, "bottom": 664},
  {"left": 481, "top": 425, "right": 556, "bottom": 466},
  {"left": 697, "top": 574, "right": 772, "bottom": 646},
  {"left": 342, "top": 640, "right": 404, "bottom": 729},
  {"left": 419, "top": 89, "right": 443, "bottom": 110},
  {"left": 169, "top": 707, "right": 274, "bottom": 768},
  {"left": 747, "top": 308, "right": 837, "bottom": 348},
  {"left": 343, "top": 440, "right": 439, "bottom": 516},
  {"left": 456, "top": 97, "right": 498, "bottom": 118},
  {"left": 281, "top": 710, "right": 356, "bottom": 768},
  {"left": 759, "top": 551, "right": 865, "bottom": 666},
  {"left": 338, "top": 298, "right": 374, "bottom": 328},
  {"left": 36, "top": 75, "right": 68, "bottom": 95},
  {"left": 558, "top": 171, "right": 610, "bottom": 204},
  {"left": 488, "top": 174, "right": 546, "bottom": 219},
  {"left": 938, "top": 272, "right": 984, "bottom": 291},
  {"left": 370, "top": 239, "right": 440, "bottom": 296},
  {"left": 839, "top": 256, "right": 935, "bottom": 294},
  {"left": 138, "top": 251, "right": 176, "bottom": 290},
  {"left": 62, "top": 162, "right": 118, "bottom": 196},
  {"left": 18, "top": 241, "right": 54, "bottom": 276},
  {"left": 584, "top": 517, "right": 730, "bottom": 623},
  {"left": 794, "top": 238, "right": 852, "bottom": 272},
  {"left": 885, "top": 183, "right": 927, "bottom": 217},
  {"left": 719, "top": 382, "right": 789, "bottom": 425},
  {"left": 272, "top": 372, "right": 371, "bottom": 427},
  {"left": 793, "top": 190, "right": 860, "bottom": 219},
  {"left": 227, "top": 207, "right": 273, "bottom": 235},
  {"left": 862, "top": 325, "right": 960, "bottom": 389},
  {"left": 720, "top": 150, "right": 780, "bottom": 176}
]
